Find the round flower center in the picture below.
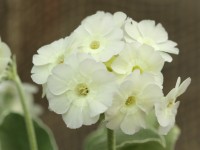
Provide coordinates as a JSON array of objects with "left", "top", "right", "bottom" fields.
[
  {"left": 90, "top": 41, "right": 100, "bottom": 50},
  {"left": 132, "top": 65, "right": 143, "bottom": 73},
  {"left": 57, "top": 55, "right": 64, "bottom": 64},
  {"left": 167, "top": 101, "right": 174, "bottom": 108},
  {"left": 75, "top": 83, "right": 89, "bottom": 96},
  {"left": 125, "top": 96, "right": 136, "bottom": 106}
]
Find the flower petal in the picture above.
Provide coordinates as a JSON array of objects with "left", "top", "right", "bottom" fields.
[
  {"left": 113, "top": 12, "right": 127, "bottom": 27},
  {"left": 88, "top": 99, "right": 107, "bottom": 117},
  {"left": 138, "top": 20, "right": 168, "bottom": 43},
  {"left": 46, "top": 90, "right": 72, "bottom": 114},
  {"left": 158, "top": 51, "right": 173, "bottom": 62},
  {"left": 120, "top": 112, "right": 145, "bottom": 135},
  {"left": 125, "top": 21, "right": 141, "bottom": 40},
  {"left": 177, "top": 77, "right": 191, "bottom": 97},
  {"left": 62, "top": 104, "right": 83, "bottom": 129},
  {"left": 138, "top": 84, "right": 163, "bottom": 113},
  {"left": 47, "top": 64, "right": 74, "bottom": 95},
  {"left": 106, "top": 112, "right": 124, "bottom": 130},
  {"left": 82, "top": 107, "right": 99, "bottom": 125},
  {"left": 31, "top": 65, "right": 51, "bottom": 84},
  {"left": 158, "top": 40, "right": 179, "bottom": 54}
]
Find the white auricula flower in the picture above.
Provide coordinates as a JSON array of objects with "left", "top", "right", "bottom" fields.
[
  {"left": 111, "top": 43, "right": 164, "bottom": 87},
  {"left": 46, "top": 53, "right": 117, "bottom": 129},
  {"left": 31, "top": 36, "right": 75, "bottom": 85},
  {"left": 106, "top": 71, "right": 163, "bottom": 135},
  {"left": 124, "top": 20, "right": 179, "bottom": 62},
  {"left": 72, "top": 11, "right": 124, "bottom": 62},
  {"left": 155, "top": 77, "right": 191, "bottom": 135},
  {"left": 0, "top": 38, "right": 11, "bottom": 75}
]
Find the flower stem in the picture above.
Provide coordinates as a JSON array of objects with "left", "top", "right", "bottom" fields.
[
  {"left": 107, "top": 128, "right": 116, "bottom": 150},
  {"left": 11, "top": 59, "right": 38, "bottom": 150}
]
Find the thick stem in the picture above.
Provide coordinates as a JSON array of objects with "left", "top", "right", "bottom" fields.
[
  {"left": 12, "top": 61, "right": 38, "bottom": 150},
  {"left": 107, "top": 128, "right": 116, "bottom": 150}
]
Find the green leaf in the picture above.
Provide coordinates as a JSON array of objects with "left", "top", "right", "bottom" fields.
[
  {"left": 84, "top": 125, "right": 180, "bottom": 150},
  {"left": 84, "top": 127, "right": 164, "bottom": 150},
  {"left": 121, "top": 126, "right": 180, "bottom": 150},
  {"left": 0, "top": 113, "right": 57, "bottom": 150},
  {"left": 116, "top": 128, "right": 166, "bottom": 149}
]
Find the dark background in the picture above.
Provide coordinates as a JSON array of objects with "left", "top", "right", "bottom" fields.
[{"left": 0, "top": 0, "right": 199, "bottom": 149}]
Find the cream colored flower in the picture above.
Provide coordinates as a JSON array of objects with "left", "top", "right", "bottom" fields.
[
  {"left": 125, "top": 20, "right": 179, "bottom": 62},
  {"left": 31, "top": 36, "right": 75, "bottom": 85},
  {"left": 106, "top": 71, "right": 163, "bottom": 135},
  {"left": 155, "top": 77, "right": 191, "bottom": 135},
  {"left": 111, "top": 44, "right": 164, "bottom": 86},
  {"left": 46, "top": 53, "right": 117, "bottom": 129},
  {"left": 0, "top": 38, "right": 11, "bottom": 75},
  {"left": 72, "top": 11, "right": 124, "bottom": 62}
]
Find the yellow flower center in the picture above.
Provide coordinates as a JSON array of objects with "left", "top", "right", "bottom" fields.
[
  {"left": 132, "top": 65, "right": 143, "bottom": 73},
  {"left": 125, "top": 96, "right": 136, "bottom": 106},
  {"left": 57, "top": 55, "right": 64, "bottom": 64},
  {"left": 90, "top": 41, "right": 100, "bottom": 50},
  {"left": 167, "top": 101, "right": 174, "bottom": 108},
  {"left": 76, "top": 83, "right": 89, "bottom": 96}
]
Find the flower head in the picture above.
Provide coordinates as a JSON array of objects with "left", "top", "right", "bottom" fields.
[
  {"left": 155, "top": 77, "right": 191, "bottom": 134},
  {"left": 31, "top": 36, "right": 75, "bottom": 85},
  {"left": 0, "top": 38, "right": 11, "bottom": 75},
  {"left": 46, "top": 53, "right": 117, "bottom": 128},
  {"left": 106, "top": 71, "right": 163, "bottom": 134},
  {"left": 125, "top": 20, "right": 179, "bottom": 62},
  {"left": 72, "top": 11, "right": 124, "bottom": 62}
]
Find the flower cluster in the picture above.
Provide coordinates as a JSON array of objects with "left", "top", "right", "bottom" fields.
[{"left": 31, "top": 11, "right": 191, "bottom": 135}]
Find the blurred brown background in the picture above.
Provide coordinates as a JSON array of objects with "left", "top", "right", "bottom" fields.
[{"left": 0, "top": 0, "right": 200, "bottom": 149}]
